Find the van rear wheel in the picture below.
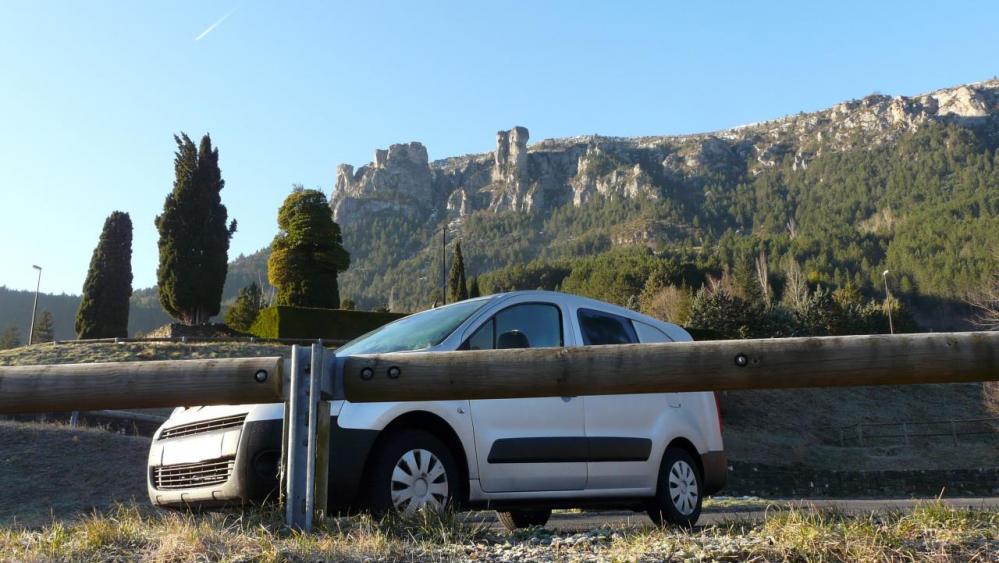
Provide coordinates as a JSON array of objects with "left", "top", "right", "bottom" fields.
[
  {"left": 496, "top": 509, "right": 552, "bottom": 531},
  {"left": 647, "top": 447, "right": 702, "bottom": 527}
]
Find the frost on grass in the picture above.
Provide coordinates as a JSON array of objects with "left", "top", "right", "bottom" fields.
[{"left": 0, "top": 502, "right": 995, "bottom": 562}]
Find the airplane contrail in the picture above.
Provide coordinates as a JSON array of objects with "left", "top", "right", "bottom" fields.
[{"left": 194, "top": 8, "right": 237, "bottom": 41}]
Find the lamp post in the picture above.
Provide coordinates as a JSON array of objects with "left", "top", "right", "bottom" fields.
[
  {"left": 28, "top": 265, "right": 42, "bottom": 345},
  {"left": 882, "top": 269, "right": 894, "bottom": 335},
  {"left": 440, "top": 226, "right": 448, "bottom": 306}
]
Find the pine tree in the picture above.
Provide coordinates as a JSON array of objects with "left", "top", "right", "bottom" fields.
[
  {"left": 268, "top": 188, "right": 350, "bottom": 308},
  {"left": 468, "top": 276, "right": 481, "bottom": 299},
  {"left": 448, "top": 241, "right": 468, "bottom": 302},
  {"left": 32, "top": 310, "right": 55, "bottom": 344},
  {"left": 156, "top": 133, "right": 237, "bottom": 325},
  {"left": 0, "top": 326, "right": 21, "bottom": 349},
  {"left": 224, "top": 282, "right": 264, "bottom": 333},
  {"left": 76, "top": 211, "right": 133, "bottom": 338}
]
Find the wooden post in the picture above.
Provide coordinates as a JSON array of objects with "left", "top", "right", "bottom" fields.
[
  {"left": 343, "top": 332, "right": 999, "bottom": 403},
  {"left": 0, "top": 357, "right": 283, "bottom": 414}
]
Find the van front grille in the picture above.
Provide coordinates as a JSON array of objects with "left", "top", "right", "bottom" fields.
[
  {"left": 153, "top": 458, "right": 235, "bottom": 490},
  {"left": 160, "top": 414, "right": 246, "bottom": 439}
]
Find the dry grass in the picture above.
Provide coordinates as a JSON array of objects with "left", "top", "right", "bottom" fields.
[{"left": 0, "top": 502, "right": 995, "bottom": 562}]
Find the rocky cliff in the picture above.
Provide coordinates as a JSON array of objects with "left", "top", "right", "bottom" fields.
[{"left": 331, "top": 80, "right": 999, "bottom": 228}]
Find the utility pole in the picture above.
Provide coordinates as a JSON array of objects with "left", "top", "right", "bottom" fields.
[
  {"left": 882, "top": 269, "right": 894, "bottom": 335},
  {"left": 28, "top": 265, "right": 42, "bottom": 345},
  {"left": 441, "top": 226, "right": 447, "bottom": 306}
]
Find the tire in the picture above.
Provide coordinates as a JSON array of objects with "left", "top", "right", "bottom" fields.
[
  {"left": 496, "top": 509, "right": 552, "bottom": 531},
  {"left": 365, "top": 429, "right": 461, "bottom": 516},
  {"left": 647, "top": 447, "right": 702, "bottom": 527}
]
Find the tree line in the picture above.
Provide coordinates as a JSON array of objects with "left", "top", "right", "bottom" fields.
[{"left": 2, "top": 134, "right": 352, "bottom": 347}]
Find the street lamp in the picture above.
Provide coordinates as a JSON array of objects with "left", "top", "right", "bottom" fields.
[
  {"left": 882, "top": 269, "right": 894, "bottom": 335},
  {"left": 28, "top": 265, "right": 42, "bottom": 345}
]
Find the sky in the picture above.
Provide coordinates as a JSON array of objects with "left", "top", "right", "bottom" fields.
[{"left": 1, "top": 1, "right": 997, "bottom": 295}]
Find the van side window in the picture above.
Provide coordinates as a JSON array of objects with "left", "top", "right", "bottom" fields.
[
  {"left": 466, "top": 319, "right": 494, "bottom": 350},
  {"left": 633, "top": 321, "right": 673, "bottom": 344},
  {"left": 463, "top": 303, "right": 563, "bottom": 350},
  {"left": 577, "top": 308, "right": 638, "bottom": 345}
]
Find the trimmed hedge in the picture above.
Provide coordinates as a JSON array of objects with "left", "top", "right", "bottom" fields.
[{"left": 250, "top": 306, "right": 405, "bottom": 341}]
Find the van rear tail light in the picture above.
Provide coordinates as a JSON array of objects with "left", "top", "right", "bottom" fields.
[{"left": 713, "top": 392, "right": 724, "bottom": 433}]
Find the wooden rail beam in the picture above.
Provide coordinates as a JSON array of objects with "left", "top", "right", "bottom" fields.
[
  {"left": 0, "top": 357, "right": 283, "bottom": 414},
  {"left": 343, "top": 332, "right": 999, "bottom": 403}
]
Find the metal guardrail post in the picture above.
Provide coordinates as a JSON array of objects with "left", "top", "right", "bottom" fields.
[
  {"left": 285, "top": 345, "right": 310, "bottom": 530},
  {"left": 304, "top": 341, "right": 323, "bottom": 530},
  {"left": 283, "top": 343, "right": 329, "bottom": 531}
]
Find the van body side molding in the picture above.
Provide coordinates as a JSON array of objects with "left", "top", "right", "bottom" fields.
[{"left": 487, "top": 437, "right": 652, "bottom": 463}]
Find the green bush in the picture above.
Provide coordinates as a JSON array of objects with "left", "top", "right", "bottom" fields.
[{"left": 250, "top": 306, "right": 404, "bottom": 341}]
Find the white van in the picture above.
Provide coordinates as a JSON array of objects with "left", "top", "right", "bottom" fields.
[{"left": 148, "top": 291, "right": 726, "bottom": 529}]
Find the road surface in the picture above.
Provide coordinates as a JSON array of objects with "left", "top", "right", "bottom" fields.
[{"left": 472, "top": 497, "right": 999, "bottom": 531}]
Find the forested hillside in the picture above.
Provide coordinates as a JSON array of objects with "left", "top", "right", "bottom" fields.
[{"left": 334, "top": 121, "right": 998, "bottom": 331}]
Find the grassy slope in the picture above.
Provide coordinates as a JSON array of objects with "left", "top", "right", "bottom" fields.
[{"left": 0, "top": 421, "right": 150, "bottom": 528}]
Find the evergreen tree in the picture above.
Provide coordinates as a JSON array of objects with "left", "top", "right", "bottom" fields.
[
  {"left": 156, "top": 133, "right": 237, "bottom": 325},
  {"left": 268, "top": 188, "right": 350, "bottom": 308},
  {"left": 224, "top": 282, "right": 264, "bottom": 333},
  {"left": 448, "top": 241, "right": 468, "bottom": 302},
  {"left": 76, "top": 211, "right": 133, "bottom": 338},
  {"left": 32, "top": 310, "right": 55, "bottom": 344},
  {"left": 468, "top": 276, "right": 481, "bottom": 298},
  {"left": 0, "top": 325, "right": 21, "bottom": 349}
]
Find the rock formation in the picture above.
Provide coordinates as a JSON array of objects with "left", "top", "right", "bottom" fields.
[{"left": 331, "top": 80, "right": 999, "bottom": 226}]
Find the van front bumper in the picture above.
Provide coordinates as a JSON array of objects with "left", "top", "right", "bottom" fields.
[{"left": 148, "top": 419, "right": 283, "bottom": 508}]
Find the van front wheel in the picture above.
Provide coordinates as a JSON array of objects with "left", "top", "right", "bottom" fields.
[{"left": 366, "top": 430, "right": 459, "bottom": 516}]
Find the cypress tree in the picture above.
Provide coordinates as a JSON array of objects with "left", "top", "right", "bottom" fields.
[
  {"left": 76, "top": 211, "right": 133, "bottom": 338},
  {"left": 268, "top": 188, "right": 350, "bottom": 308},
  {"left": 32, "top": 310, "right": 55, "bottom": 344},
  {"left": 448, "top": 241, "right": 468, "bottom": 302},
  {"left": 468, "top": 276, "right": 481, "bottom": 299},
  {"left": 156, "top": 133, "right": 237, "bottom": 325},
  {"left": 224, "top": 282, "right": 264, "bottom": 333},
  {"left": 0, "top": 326, "right": 21, "bottom": 349}
]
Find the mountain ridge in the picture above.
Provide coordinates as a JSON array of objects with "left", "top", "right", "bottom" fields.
[{"left": 4, "top": 79, "right": 999, "bottom": 334}]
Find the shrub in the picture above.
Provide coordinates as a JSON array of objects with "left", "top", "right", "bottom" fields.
[{"left": 250, "top": 306, "right": 404, "bottom": 341}]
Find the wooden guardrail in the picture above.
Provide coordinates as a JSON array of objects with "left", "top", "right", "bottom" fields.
[
  {"left": 0, "top": 357, "right": 283, "bottom": 413},
  {"left": 46, "top": 336, "right": 348, "bottom": 347},
  {"left": 1, "top": 331, "right": 998, "bottom": 531},
  {"left": 343, "top": 331, "right": 999, "bottom": 402}
]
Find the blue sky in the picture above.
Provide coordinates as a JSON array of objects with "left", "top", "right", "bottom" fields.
[{"left": 1, "top": 1, "right": 997, "bottom": 294}]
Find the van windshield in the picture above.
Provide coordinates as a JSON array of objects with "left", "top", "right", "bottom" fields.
[{"left": 336, "top": 298, "right": 490, "bottom": 355}]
